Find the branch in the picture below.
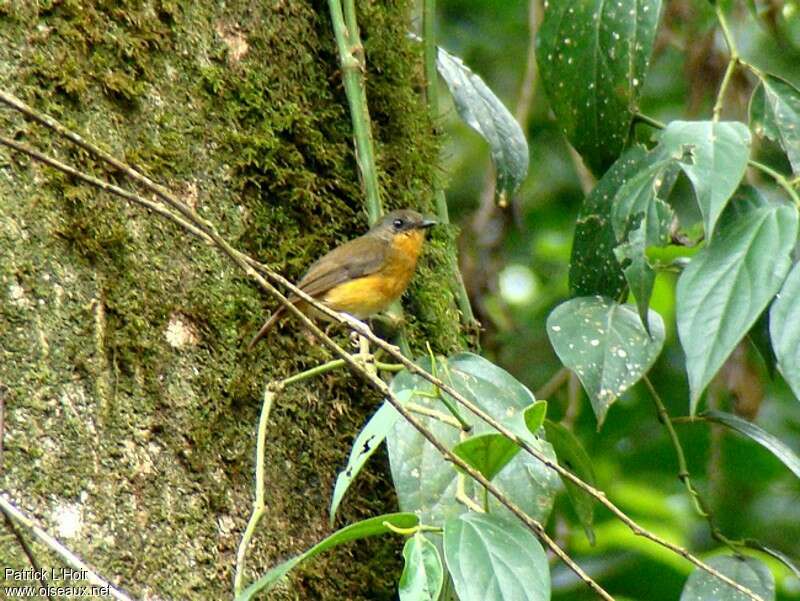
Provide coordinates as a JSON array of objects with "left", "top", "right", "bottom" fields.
[
  {"left": 234, "top": 382, "right": 280, "bottom": 596},
  {"left": 0, "top": 94, "right": 766, "bottom": 601},
  {"left": 1, "top": 508, "right": 53, "bottom": 600},
  {"left": 422, "top": 0, "right": 478, "bottom": 330},
  {"left": 644, "top": 377, "right": 739, "bottom": 551},
  {"left": 0, "top": 494, "right": 135, "bottom": 601},
  {"left": 327, "top": 0, "right": 382, "bottom": 224}
]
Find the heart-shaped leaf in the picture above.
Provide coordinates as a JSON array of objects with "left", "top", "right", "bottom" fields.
[
  {"left": 570, "top": 147, "right": 648, "bottom": 299},
  {"left": 453, "top": 433, "right": 520, "bottom": 482},
  {"left": 537, "top": 0, "right": 662, "bottom": 173},
  {"left": 658, "top": 121, "right": 752, "bottom": 238},
  {"left": 749, "top": 74, "right": 800, "bottom": 174},
  {"left": 387, "top": 353, "right": 559, "bottom": 526},
  {"left": 444, "top": 513, "right": 550, "bottom": 601},
  {"left": 547, "top": 297, "right": 666, "bottom": 426},
  {"left": 680, "top": 555, "right": 775, "bottom": 601},
  {"left": 399, "top": 533, "right": 444, "bottom": 601},
  {"left": 677, "top": 201, "right": 797, "bottom": 411}
]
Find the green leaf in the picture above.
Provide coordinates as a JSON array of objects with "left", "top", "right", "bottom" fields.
[
  {"left": 504, "top": 400, "right": 547, "bottom": 444},
  {"left": 524, "top": 401, "right": 548, "bottom": 433},
  {"left": 237, "top": 513, "right": 418, "bottom": 601},
  {"left": 330, "top": 393, "right": 407, "bottom": 525},
  {"left": 676, "top": 202, "right": 797, "bottom": 411},
  {"left": 437, "top": 47, "right": 529, "bottom": 204},
  {"left": 769, "top": 261, "right": 800, "bottom": 400},
  {"left": 453, "top": 433, "right": 520, "bottom": 481},
  {"left": 543, "top": 419, "right": 597, "bottom": 544},
  {"left": 387, "top": 353, "right": 559, "bottom": 526},
  {"left": 749, "top": 74, "right": 800, "bottom": 174},
  {"left": 749, "top": 309, "right": 777, "bottom": 379},
  {"left": 546, "top": 297, "right": 666, "bottom": 426},
  {"left": 570, "top": 147, "right": 646, "bottom": 299},
  {"left": 399, "top": 533, "right": 444, "bottom": 601},
  {"left": 703, "top": 410, "right": 800, "bottom": 480},
  {"left": 617, "top": 228, "right": 656, "bottom": 330},
  {"left": 658, "top": 121, "right": 752, "bottom": 238},
  {"left": 537, "top": 0, "right": 662, "bottom": 173},
  {"left": 680, "top": 555, "right": 775, "bottom": 601},
  {"left": 745, "top": 541, "right": 800, "bottom": 580},
  {"left": 443, "top": 513, "right": 550, "bottom": 601},
  {"left": 610, "top": 151, "right": 678, "bottom": 328}
]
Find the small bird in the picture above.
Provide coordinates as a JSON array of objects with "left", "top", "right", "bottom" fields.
[{"left": 247, "top": 209, "right": 436, "bottom": 350}]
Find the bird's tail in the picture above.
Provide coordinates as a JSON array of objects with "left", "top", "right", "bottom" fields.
[{"left": 246, "top": 307, "right": 285, "bottom": 351}]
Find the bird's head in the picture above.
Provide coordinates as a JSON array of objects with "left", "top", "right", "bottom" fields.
[{"left": 371, "top": 209, "right": 437, "bottom": 241}]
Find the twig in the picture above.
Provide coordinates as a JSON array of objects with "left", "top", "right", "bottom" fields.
[
  {"left": 0, "top": 99, "right": 765, "bottom": 601},
  {"left": 1, "top": 508, "right": 54, "bottom": 600},
  {"left": 234, "top": 382, "right": 280, "bottom": 596},
  {"left": 711, "top": 5, "right": 739, "bottom": 124},
  {"left": 0, "top": 383, "right": 52, "bottom": 600},
  {"left": 643, "top": 376, "right": 741, "bottom": 553},
  {"left": 328, "top": 1, "right": 421, "bottom": 355},
  {"left": 421, "top": 0, "right": 478, "bottom": 329},
  {"left": 564, "top": 371, "right": 582, "bottom": 429},
  {"left": 327, "top": 0, "right": 382, "bottom": 224},
  {"left": 0, "top": 494, "right": 134, "bottom": 601},
  {"left": 406, "top": 402, "right": 464, "bottom": 429},
  {"left": 0, "top": 384, "right": 5, "bottom": 474},
  {"left": 513, "top": 0, "right": 542, "bottom": 127},
  {"left": 712, "top": 58, "right": 738, "bottom": 122},
  {"left": 423, "top": 0, "right": 448, "bottom": 224},
  {"left": 535, "top": 367, "right": 569, "bottom": 401},
  {"left": 749, "top": 159, "right": 800, "bottom": 208}
]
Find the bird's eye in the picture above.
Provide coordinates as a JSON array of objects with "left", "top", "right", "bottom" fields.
[{"left": 392, "top": 218, "right": 404, "bottom": 230}]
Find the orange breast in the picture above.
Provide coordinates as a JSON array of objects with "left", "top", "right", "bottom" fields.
[{"left": 321, "top": 229, "right": 425, "bottom": 318}]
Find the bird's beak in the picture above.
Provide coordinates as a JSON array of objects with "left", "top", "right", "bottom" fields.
[{"left": 419, "top": 218, "right": 437, "bottom": 229}]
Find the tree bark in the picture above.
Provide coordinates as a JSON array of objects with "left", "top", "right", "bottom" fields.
[{"left": 0, "top": 1, "right": 465, "bottom": 598}]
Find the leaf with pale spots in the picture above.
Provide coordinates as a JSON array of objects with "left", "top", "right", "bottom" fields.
[
  {"left": 387, "top": 353, "right": 559, "bottom": 526},
  {"left": 437, "top": 47, "right": 529, "bottom": 204},
  {"left": 680, "top": 555, "right": 775, "bottom": 601},
  {"left": 547, "top": 297, "right": 665, "bottom": 426},
  {"left": 677, "top": 200, "right": 797, "bottom": 412},
  {"left": 658, "top": 121, "right": 752, "bottom": 238},
  {"left": 750, "top": 74, "right": 800, "bottom": 175},
  {"left": 608, "top": 152, "right": 678, "bottom": 329},
  {"left": 570, "top": 146, "right": 647, "bottom": 299},
  {"left": 537, "top": 0, "right": 662, "bottom": 173}
]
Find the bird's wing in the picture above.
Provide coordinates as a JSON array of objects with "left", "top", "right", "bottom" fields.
[{"left": 295, "top": 235, "right": 388, "bottom": 299}]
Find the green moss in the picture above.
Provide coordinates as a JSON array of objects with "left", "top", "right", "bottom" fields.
[{"left": 0, "top": 0, "right": 466, "bottom": 599}]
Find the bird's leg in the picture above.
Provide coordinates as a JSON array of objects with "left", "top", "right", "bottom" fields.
[
  {"left": 339, "top": 312, "right": 371, "bottom": 334},
  {"left": 341, "top": 313, "right": 375, "bottom": 374}
]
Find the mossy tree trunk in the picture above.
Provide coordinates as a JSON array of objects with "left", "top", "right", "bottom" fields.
[{"left": 0, "top": 1, "right": 465, "bottom": 599}]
